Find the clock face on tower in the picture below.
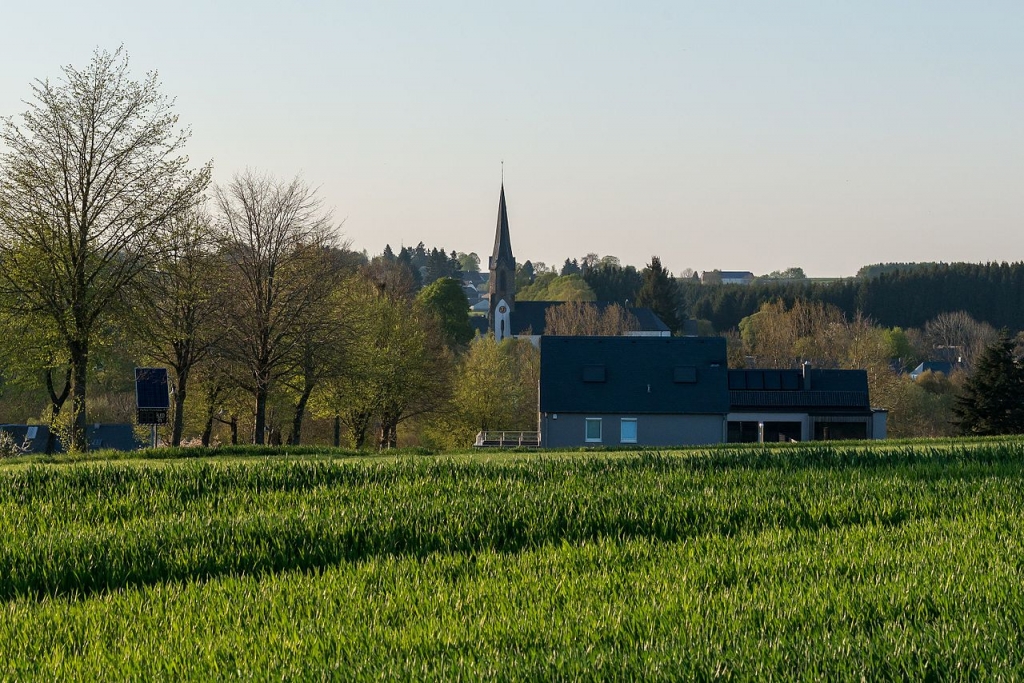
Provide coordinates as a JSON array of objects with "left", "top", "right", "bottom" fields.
[{"left": 498, "top": 305, "right": 507, "bottom": 314}]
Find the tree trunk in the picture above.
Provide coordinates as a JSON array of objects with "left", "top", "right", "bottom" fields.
[
  {"left": 68, "top": 340, "right": 89, "bottom": 452},
  {"left": 333, "top": 415, "right": 341, "bottom": 448},
  {"left": 201, "top": 417, "right": 214, "bottom": 447},
  {"left": 230, "top": 416, "right": 238, "bottom": 445},
  {"left": 287, "top": 387, "right": 313, "bottom": 446},
  {"left": 378, "top": 418, "right": 398, "bottom": 450},
  {"left": 253, "top": 384, "right": 268, "bottom": 445},
  {"left": 201, "top": 382, "right": 223, "bottom": 447},
  {"left": 44, "top": 368, "right": 71, "bottom": 455},
  {"left": 171, "top": 368, "right": 189, "bottom": 447}
]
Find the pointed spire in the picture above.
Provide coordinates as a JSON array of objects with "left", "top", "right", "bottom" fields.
[{"left": 491, "top": 184, "right": 514, "bottom": 266}]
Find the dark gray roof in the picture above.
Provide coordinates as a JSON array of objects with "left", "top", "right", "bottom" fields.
[
  {"left": 540, "top": 336, "right": 729, "bottom": 414},
  {"left": 490, "top": 184, "right": 514, "bottom": 268},
  {"left": 510, "top": 300, "right": 670, "bottom": 336}
]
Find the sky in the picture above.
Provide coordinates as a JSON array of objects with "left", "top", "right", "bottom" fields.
[{"left": 2, "top": 2, "right": 1022, "bottom": 277}]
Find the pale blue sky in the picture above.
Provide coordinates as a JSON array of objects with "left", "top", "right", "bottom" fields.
[{"left": 2, "top": 2, "right": 1022, "bottom": 276}]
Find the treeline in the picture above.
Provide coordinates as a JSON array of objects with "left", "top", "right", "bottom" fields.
[
  {"left": 684, "top": 262, "right": 1024, "bottom": 333},
  {"left": 0, "top": 48, "right": 542, "bottom": 452}
]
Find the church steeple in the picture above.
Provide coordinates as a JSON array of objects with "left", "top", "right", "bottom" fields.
[{"left": 488, "top": 183, "right": 516, "bottom": 339}]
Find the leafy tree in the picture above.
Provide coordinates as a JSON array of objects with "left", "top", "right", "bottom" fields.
[
  {"left": 0, "top": 48, "right": 210, "bottom": 450},
  {"left": 636, "top": 256, "right": 682, "bottom": 333},
  {"left": 417, "top": 277, "right": 474, "bottom": 349},
  {"left": 953, "top": 332, "right": 1024, "bottom": 435},
  {"left": 760, "top": 267, "right": 806, "bottom": 280},
  {"left": 457, "top": 252, "right": 480, "bottom": 273},
  {"left": 425, "top": 336, "right": 539, "bottom": 448},
  {"left": 517, "top": 273, "right": 596, "bottom": 302},
  {"left": 138, "top": 209, "right": 224, "bottom": 446}
]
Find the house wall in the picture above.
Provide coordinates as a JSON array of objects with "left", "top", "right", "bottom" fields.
[{"left": 540, "top": 413, "right": 725, "bottom": 448}]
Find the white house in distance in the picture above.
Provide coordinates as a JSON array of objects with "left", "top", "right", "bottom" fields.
[{"left": 701, "top": 270, "right": 755, "bottom": 285}]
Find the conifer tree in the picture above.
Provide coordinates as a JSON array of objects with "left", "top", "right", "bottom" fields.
[
  {"left": 636, "top": 256, "right": 682, "bottom": 333},
  {"left": 953, "top": 331, "right": 1024, "bottom": 435}
]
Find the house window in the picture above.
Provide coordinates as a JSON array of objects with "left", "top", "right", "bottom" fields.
[
  {"left": 585, "top": 418, "right": 602, "bottom": 443},
  {"left": 620, "top": 418, "right": 637, "bottom": 443}
]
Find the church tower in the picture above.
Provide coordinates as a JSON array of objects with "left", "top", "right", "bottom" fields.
[{"left": 488, "top": 183, "right": 516, "bottom": 341}]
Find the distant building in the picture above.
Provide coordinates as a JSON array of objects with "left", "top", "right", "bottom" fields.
[
  {"left": 909, "top": 361, "right": 955, "bottom": 380},
  {"left": 701, "top": 270, "right": 755, "bottom": 285}
]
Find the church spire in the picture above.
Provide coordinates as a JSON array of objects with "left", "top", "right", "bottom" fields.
[
  {"left": 488, "top": 182, "right": 516, "bottom": 339},
  {"left": 491, "top": 183, "right": 514, "bottom": 267}
]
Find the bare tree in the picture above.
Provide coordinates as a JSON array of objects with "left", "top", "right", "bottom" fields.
[
  {"left": 0, "top": 48, "right": 210, "bottom": 450},
  {"left": 924, "top": 311, "right": 998, "bottom": 372},
  {"left": 215, "top": 170, "right": 337, "bottom": 444},
  {"left": 544, "top": 302, "right": 639, "bottom": 336}
]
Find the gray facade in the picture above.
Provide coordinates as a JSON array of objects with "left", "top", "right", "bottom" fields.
[{"left": 541, "top": 413, "right": 725, "bottom": 449}]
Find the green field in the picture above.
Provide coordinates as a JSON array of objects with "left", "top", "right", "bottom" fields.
[{"left": 2, "top": 440, "right": 1023, "bottom": 679}]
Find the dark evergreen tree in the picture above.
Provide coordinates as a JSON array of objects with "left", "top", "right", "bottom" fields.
[
  {"left": 583, "top": 263, "right": 642, "bottom": 304},
  {"left": 382, "top": 244, "right": 396, "bottom": 261},
  {"left": 636, "top": 256, "right": 682, "bottom": 333},
  {"left": 516, "top": 260, "right": 535, "bottom": 290},
  {"left": 560, "top": 258, "right": 581, "bottom": 276},
  {"left": 396, "top": 247, "right": 422, "bottom": 290},
  {"left": 953, "top": 332, "right": 1024, "bottom": 435},
  {"left": 424, "top": 247, "right": 453, "bottom": 286}
]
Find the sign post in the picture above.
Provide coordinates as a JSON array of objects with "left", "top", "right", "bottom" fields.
[{"left": 135, "top": 368, "right": 170, "bottom": 448}]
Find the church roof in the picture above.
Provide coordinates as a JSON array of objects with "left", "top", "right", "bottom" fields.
[{"left": 491, "top": 184, "right": 514, "bottom": 266}]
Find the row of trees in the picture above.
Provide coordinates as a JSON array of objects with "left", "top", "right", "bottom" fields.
[
  {"left": 685, "top": 261, "right": 1024, "bottom": 334},
  {"left": 0, "top": 48, "right": 507, "bottom": 451}
]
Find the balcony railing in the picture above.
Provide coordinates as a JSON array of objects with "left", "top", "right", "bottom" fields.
[{"left": 473, "top": 430, "right": 540, "bottom": 448}]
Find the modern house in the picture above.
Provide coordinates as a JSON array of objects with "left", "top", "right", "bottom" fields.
[
  {"left": 536, "top": 336, "right": 887, "bottom": 448},
  {"left": 470, "top": 185, "right": 671, "bottom": 342},
  {"left": 539, "top": 336, "right": 729, "bottom": 448}
]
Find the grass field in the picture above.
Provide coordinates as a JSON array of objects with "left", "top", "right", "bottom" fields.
[{"left": 1, "top": 440, "right": 1023, "bottom": 679}]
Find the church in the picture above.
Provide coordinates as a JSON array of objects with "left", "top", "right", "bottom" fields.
[{"left": 471, "top": 184, "right": 671, "bottom": 342}]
